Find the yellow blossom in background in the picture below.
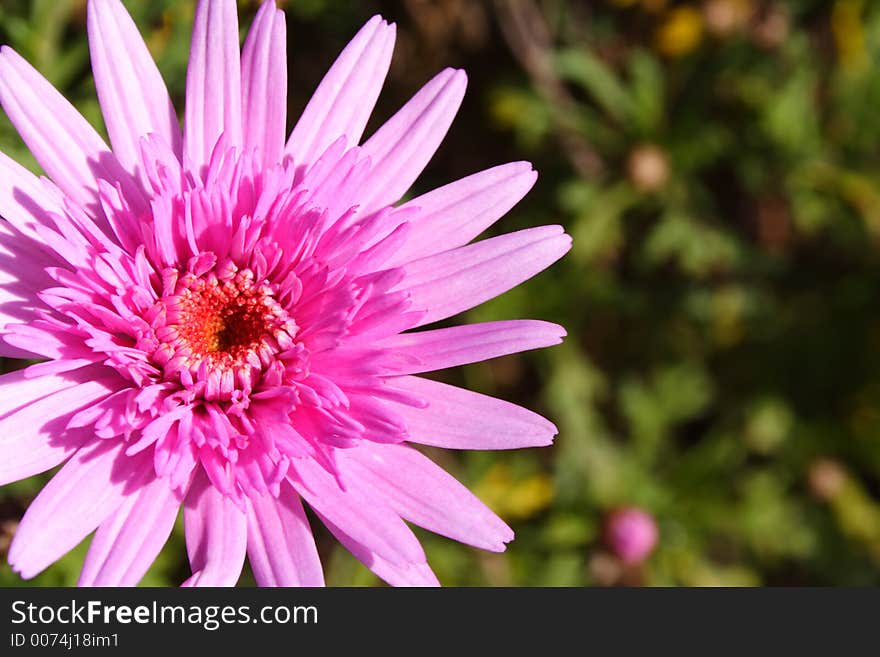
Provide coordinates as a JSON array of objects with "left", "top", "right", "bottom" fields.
[
  {"left": 832, "top": 0, "right": 867, "bottom": 73},
  {"left": 655, "top": 6, "right": 704, "bottom": 57},
  {"left": 711, "top": 285, "right": 747, "bottom": 347},
  {"left": 473, "top": 464, "right": 555, "bottom": 521}
]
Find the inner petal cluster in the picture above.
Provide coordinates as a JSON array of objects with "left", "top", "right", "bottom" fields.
[{"left": 150, "top": 258, "right": 298, "bottom": 402}]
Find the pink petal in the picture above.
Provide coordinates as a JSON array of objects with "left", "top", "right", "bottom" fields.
[
  {"left": 0, "top": 150, "right": 65, "bottom": 242},
  {"left": 358, "top": 68, "right": 467, "bottom": 213},
  {"left": 394, "top": 225, "right": 572, "bottom": 327},
  {"left": 241, "top": 0, "right": 287, "bottom": 167},
  {"left": 285, "top": 15, "right": 395, "bottom": 168},
  {"left": 8, "top": 439, "right": 151, "bottom": 580},
  {"left": 288, "top": 457, "right": 425, "bottom": 566},
  {"left": 79, "top": 474, "right": 185, "bottom": 586},
  {"left": 246, "top": 483, "right": 324, "bottom": 587},
  {"left": 184, "top": 0, "right": 242, "bottom": 173},
  {"left": 87, "top": 0, "right": 182, "bottom": 180},
  {"left": 0, "top": 368, "right": 121, "bottom": 486},
  {"left": 387, "top": 375, "right": 557, "bottom": 449},
  {"left": 0, "top": 47, "right": 135, "bottom": 212},
  {"left": 3, "top": 321, "right": 100, "bottom": 363},
  {"left": 0, "top": 224, "right": 54, "bottom": 355},
  {"left": 319, "top": 514, "right": 439, "bottom": 587},
  {"left": 0, "top": 339, "right": 37, "bottom": 361},
  {"left": 387, "top": 162, "right": 538, "bottom": 267},
  {"left": 0, "top": 428, "right": 88, "bottom": 489},
  {"left": 0, "top": 167, "right": 58, "bottom": 356},
  {"left": 0, "top": 366, "right": 88, "bottom": 416},
  {"left": 377, "top": 320, "right": 565, "bottom": 374},
  {"left": 341, "top": 442, "right": 513, "bottom": 552},
  {"left": 182, "top": 469, "right": 247, "bottom": 587}
]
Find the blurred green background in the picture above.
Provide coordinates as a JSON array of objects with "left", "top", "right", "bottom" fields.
[{"left": 2, "top": 0, "right": 880, "bottom": 586}]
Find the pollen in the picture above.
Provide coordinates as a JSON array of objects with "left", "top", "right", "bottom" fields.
[
  {"left": 175, "top": 275, "right": 277, "bottom": 358},
  {"left": 151, "top": 261, "right": 299, "bottom": 401}
]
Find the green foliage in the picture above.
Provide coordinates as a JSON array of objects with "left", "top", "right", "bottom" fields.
[{"left": 2, "top": 0, "right": 880, "bottom": 587}]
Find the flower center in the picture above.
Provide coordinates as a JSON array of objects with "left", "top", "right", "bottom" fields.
[
  {"left": 175, "top": 273, "right": 278, "bottom": 358},
  {"left": 151, "top": 263, "right": 298, "bottom": 402}
]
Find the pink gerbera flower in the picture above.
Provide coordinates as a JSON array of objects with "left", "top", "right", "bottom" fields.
[{"left": 0, "top": 0, "right": 570, "bottom": 586}]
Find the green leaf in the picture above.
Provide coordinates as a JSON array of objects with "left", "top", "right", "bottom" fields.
[
  {"left": 628, "top": 49, "right": 665, "bottom": 135},
  {"left": 555, "top": 48, "right": 633, "bottom": 122}
]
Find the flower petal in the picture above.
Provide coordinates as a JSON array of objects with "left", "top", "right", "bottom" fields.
[
  {"left": 0, "top": 368, "right": 121, "bottom": 486},
  {"left": 184, "top": 0, "right": 242, "bottom": 173},
  {"left": 394, "top": 225, "right": 572, "bottom": 327},
  {"left": 388, "top": 375, "right": 557, "bottom": 449},
  {"left": 246, "top": 483, "right": 324, "bottom": 587},
  {"left": 79, "top": 474, "right": 185, "bottom": 586},
  {"left": 378, "top": 320, "right": 565, "bottom": 374},
  {"left": 182, "top": 469, "right": 247, "bottom": 587},
  {"left": 319, "top": 514, "right": 439, "bottom": 587},
  {"left": 288, "top": 457, "right": 425, "bottom": 567},
  {"left": 0, "top": 223, "right": 55, "bottom": 355},
  {"left": 387, "top": 162, "right": 538, "bottom": 267},
  {"left": 87, "top": 0, "right": 182, "bottom": 180},
  {"left": 358, "top": 68, "right": 467, "bottom": 213},
  {"left": 0, "top": 156, "right": 61, "bottom": 354},
  {"left": 0, "top": 47, "right": 135, "bottom": 213},
  {"left": 0, "top": 150, "right": 65, "bottom": 242},
  {"left": 241, "top": 0, "right": 287, "bottom": 167},
  {"left": 8, "top": 439, "right": 151, "bottom": 579},
  {"left": 341, "top": 442, "right": 513, "bottom": 552},
  {"left": 285, "top": 15, "right": 395, "bottom": 168}
]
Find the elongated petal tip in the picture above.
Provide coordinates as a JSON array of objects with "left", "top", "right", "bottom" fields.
[
  {"left": 500, "top": 161, "right": 537, "bottom": 183},
  {"left": 345, "top": 443, "right": 515, "bottom": 553},
  {"left": 378, "top": 319, "right": 567, "bottom": 375},
  {"left": 539, "top": 417, "right": 559, "bottom": 444},
  {"left": 478, "top": 514, "right": 515, "bottom": 553},
  {"left": 437, "top": 67, "right": 469, "bottom": 99},
  {"left": 440, "top": 66, "right": 468, "bottom": 80},
  {"left": 9, "top": 562, "right": 32, "bottom": 580},
  {"left": 185, "top": 0, "right": 243, "bottom": 171},
  {"left": 548, "top": 230, "right": 574, "bottom": 260},
  {"left": 513, "top": 161, "right": 538, "bottom": 182},
  {"left": 285, "top": 13, "right": 397, "bottom": 167},
  {"left": 493, "top": 526, "right": 515, "bottom": 552},
  {"left": 390, "top": 159, "right": 541, "bottom": 266},
  {"left": 241, "top": 0, "right": 288, "bottom": 166},
  {"left": 541, "top": 320, "right": 568, "bottom": 343},
  {"left": 365, "top": 14, "right": 388, "bottom": 28},
  {"left": 509, "top": 415, "right": 557, "bottom": 448},
  {"left": 357, "top": 66, "right": 467, "bottom": 211},
  {"left": 86, "top": 0, "right": 182, "bottom": 172}
]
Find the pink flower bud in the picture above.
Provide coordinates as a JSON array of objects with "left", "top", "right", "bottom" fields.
[{"left": 604, "top": 507, "right": 659, "bottom": 565}]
